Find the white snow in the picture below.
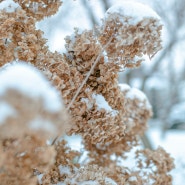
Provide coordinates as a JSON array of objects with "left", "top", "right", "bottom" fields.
[
  {"left": 0, "top": 62, "right": 63, "bottom": 113},
  {"left": 128, "top": 176, "right": 137, "bottom": 182},
  {"left": 119, "top": 83, "right": 151, "bottom": 109},
  {"left": 127, "top": 88, "right": 152, "bottom": 109},
  {"left": 64, "top": 135, "right": 83, "bottom": 151},
  {"left": 119, "top": 83, "right": 130, "bottom": 92},
  {"left": 78, "top": 181, "right": 99, "bottom": 185},
  {"left": 58, "top": 165, "right": 71, "bottom": 175},
  {"left": 105, "top": 1, "right": 160, "bottom": 25},
  {"left": 0, "top": 0, "right": 19, "bottom": 12},
  {"left": 81, "top": 97, "right": 93, "bottom": 109},
  {"left": 126, "top": 88, "right": 147, "bottom": 101},
  {"left": 29, "top": 117, "right": 57, "bottom": 133},
  {"left": 133, "top": 54, "right": 150, "bottom": 63},
  {"left": 105, "top": 177, "right": 117, "bottom": 185},
  {"left": 92, "top": 93, "right": 118, "bottom": 116},
  {"left": 37, "top": 174, "right": 44, "bottom": 184},
  {"left": 82, "top": 93, "right": 119, "bottom": 116},
  {"left": 0, "top": 102, "right": 17, "bottom": 124}
]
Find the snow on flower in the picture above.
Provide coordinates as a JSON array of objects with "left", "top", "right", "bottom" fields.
[
  {"left": 0, "top": 62, "right": 63, "bottom": 113},
  {"left": 0, "top": 101, "right": 17, "bottom": 124},
  {"left": 92, "top": 93, "right": 118, "bottom": 116},
  {"left": 119, "top": 83, "right": 152, "bottom": 109},
  {"left": 0, "top": 0, "right": 19, "bottom": 13},
  {"left": 58, "top": 165, "right": 72, "bottom": 175},
  {"left": 105, "top": 177, "right": 117, "bottom": 185},
  {"left": 29, "top": 117, "right": 57, "bottom": 133},
  {"left": 105, "top": 1, "right": 160, "bottom": 26}
]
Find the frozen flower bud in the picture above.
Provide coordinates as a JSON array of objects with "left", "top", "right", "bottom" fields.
[
  {"left": 0, "top": 62, "right": 69, "bottom": 139},
  {"left": 99, "top": 1, "right": 163, "bottom": 70}
]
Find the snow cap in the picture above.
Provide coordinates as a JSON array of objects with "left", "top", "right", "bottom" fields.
[
  {"left": 0, "top": 62, "right": 63, "bottom": 113},
  {"left": 105, "top": 1, "right": 160, "bottom": 26}
]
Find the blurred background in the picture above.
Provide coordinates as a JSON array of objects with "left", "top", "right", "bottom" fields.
[{"left": 25, "top": 0, "right": 185, "bottom": 184}]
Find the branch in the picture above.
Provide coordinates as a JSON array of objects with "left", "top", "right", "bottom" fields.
[{"left": 67, "top": 36, "right": 113, "bottom": 110}]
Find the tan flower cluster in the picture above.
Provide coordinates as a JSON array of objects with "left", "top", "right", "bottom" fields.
[
  {"left": 0, "top": 63, "right": 68, "bottom": 139},
  {"left": 0, "top": 136, "right": 56, "bottom": 185},
  {"left": 0, "top": 8, "right": 47, "bottom": 66},
  {"left": 14, "top": 0, "right": 62, "bottom": 21},
  {"left": 41, "top": 140, "right": 80, "bottom": 184},
  {"left": 84, "top": 84, "right": 153, "bottom": 168},
  {"left": 135, "top": 147, "right": 175, "bottom": 184},
  {"left": 0, "top": 0, "right": 175, "bottom": 185},
  {"left": 40, "top": 142, "right": 174, "bottom": 185},
  {"left": 119, "top": 84, "right": 153, "bottom": 135},
  {"left": 64, "top": 29, "right": 126, "bottom": 147},
  {"left": 0, "top": 63, "right": 68, "bottom": 185},
  {"left": 98, "top": 2, "right": 162, "bottom": 69}
]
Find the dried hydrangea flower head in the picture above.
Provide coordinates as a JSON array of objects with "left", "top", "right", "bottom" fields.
[
  {"left": 85, "top": 84, "right": 153, "bottom": 165},
  {"left": 0, "top": 135, "right": 56, "bottom": 185},
  {"left": 0, "top": 1, "right": 175, "bottom": 185},
  {"left": 135, "top": 147, "right": 175, "bottom": 184},
  {"left": 0, "top": 8, "right": 47, "bottom": 66},
  {"left": 119, "top": 83, "right": 153, "bottom": 135},
  {"left": 99, "top": 1, "right": 162, "bottom": 69},
  {"left": 0, "top": 62, "right": 68, "bottom": 139},
  {"left": 14, "top": 0, "right": 62, "bottom": 21},
  {"left": 64, "top": 29, "right": 126, "bottom": 146},
  {"left": 0, "top": 62, "right": 69, "bottom": 185},
  {"left": 63, "top": 1, "right": 163, "bottom": 151}
]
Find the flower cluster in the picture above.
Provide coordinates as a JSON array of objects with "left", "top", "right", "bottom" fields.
[{"left": 0, "top": 1, "right": 174, "bottom": 185}]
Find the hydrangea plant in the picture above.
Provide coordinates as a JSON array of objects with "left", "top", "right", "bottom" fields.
[{"left": 0, "top": 1, "right": 174, "bottom": 185}]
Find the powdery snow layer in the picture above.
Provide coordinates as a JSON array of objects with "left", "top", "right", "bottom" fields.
[
  {"left": 118, "top": 83, "right": 130, "bottom": 92},
  {"left": 81, "top": 93, "right": 118, "bottom": 116},
  {"left": 119, "top": 83, "right": 152, "bottom": 109},
  {"left": 126, "top": 88, "right": 147, "bottom": 101},
  {"left": 105, "top": 1, "right": 160, "bottom": 25},
  {"left": 105, "top": 177, "right": 117, "bottom": 185},
  {"left": 0, "top": 102, "right": 17, "bottom": 124},
  {"left": 0, "top": 62, "right": 63, "bottom": 113},
  {"left": 0, "top": 0, "right": 19, "bottom": 12},
  {"left": 29, "top": 117, "right": 57, "bottom": 133},
  {"left": 92, "top": 93, "right": 118, "bottom": 116},
  {"left": 58, "top": 165, "right": 71, "bottom": 175}
]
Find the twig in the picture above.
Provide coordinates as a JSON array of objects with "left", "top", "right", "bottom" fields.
[{"left": 67, "top": 36, "right": 113, "bottom": 111}]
